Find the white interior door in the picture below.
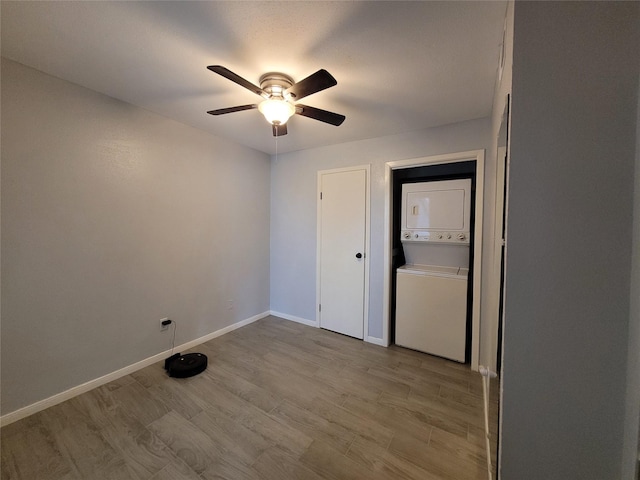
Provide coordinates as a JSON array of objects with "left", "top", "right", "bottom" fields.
[{"left": 318, "top": 167, "right": 368, "bottom": 339}]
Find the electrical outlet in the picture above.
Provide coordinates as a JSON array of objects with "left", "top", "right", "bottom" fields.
[
  {"left": 227, "top": 299, "right": 233, "bottom": 310},
  {"left": 160, "top": 317, "right": 171, "bottom": 331}
]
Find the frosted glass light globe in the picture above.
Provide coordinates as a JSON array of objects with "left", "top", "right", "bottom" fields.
[{"left": 258, "top": 98, "right": 295, "bottom": 125}]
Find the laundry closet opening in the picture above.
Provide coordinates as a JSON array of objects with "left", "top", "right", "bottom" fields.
[{"left": 390, "top": 160, "right": 476, "bottom": 364}]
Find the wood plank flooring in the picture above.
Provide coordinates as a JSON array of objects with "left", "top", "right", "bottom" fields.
[{"left": 1, "top": 316, "right": 499, "bottom": 480}]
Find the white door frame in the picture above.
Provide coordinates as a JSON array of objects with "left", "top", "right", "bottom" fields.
[
  {"left": 383, "top": 150, "right": 485, "bottom": 371},
  {"left": 316, "top": 164, "right": 371, "bottom": 340}
]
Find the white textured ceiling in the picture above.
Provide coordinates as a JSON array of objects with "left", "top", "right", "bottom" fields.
[{"left": 1, "top": 1, "right": 507, "bottom": 155}]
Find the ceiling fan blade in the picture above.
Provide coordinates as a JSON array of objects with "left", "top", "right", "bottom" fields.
[
  {"left": 272, "top": 123, "right": 288, "bottom": 137},
  {"left": 285, "top": 69, "right": 337, "bottom": 101},
  {"left": 207, "top": 104, "right": 257, "bottom": 115},
  {"left": 207, "top": 65, "right": 266, "bottom": 97},
  {"left": 295, "top": 104, "right": 345, "bottom": 126}
]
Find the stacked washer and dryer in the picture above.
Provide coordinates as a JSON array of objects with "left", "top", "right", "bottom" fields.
[{"left": 395, "top": 179, "right": 471, "bottom": 363}]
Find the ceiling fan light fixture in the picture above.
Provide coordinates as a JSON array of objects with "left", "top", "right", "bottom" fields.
[
  {"left": 258, "top": 98, "right": 295, "bottom": 125},
  {"left": 207, "top": 66, "right": 344, "bottom": 136}
]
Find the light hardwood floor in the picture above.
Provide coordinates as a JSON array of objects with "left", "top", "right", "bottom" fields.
[{"left": 1, "top": 316, "right": 499, "bottom": 480}]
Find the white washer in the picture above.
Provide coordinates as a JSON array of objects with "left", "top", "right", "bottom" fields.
[{"left": 395, "top": 264, "right": 468, "bottom": 362}]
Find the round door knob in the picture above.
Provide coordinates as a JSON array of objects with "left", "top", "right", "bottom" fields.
[{"left": 355, "top": 253, "right": 363, "bottom": 259}]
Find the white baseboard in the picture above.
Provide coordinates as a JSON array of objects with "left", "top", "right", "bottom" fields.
[
  {"left": 270, "top": 311, "right": 387, "bottom": 347},
  {"left": 271, "top": 312, "right": 386, "bottom": 348},
  {"left": 0, "top": 311, "right": 269, "bottom": 427},
  {"left": 365, "top": 335, "right": 388, "bottom": 347},
  {"left": 270, "top": 310, "right": 318, "bottom": 328},
  {"left": 177, "top": 311, "right": 269, "bottom": 351}
]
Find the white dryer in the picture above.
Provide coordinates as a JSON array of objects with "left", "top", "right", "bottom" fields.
[{"left": 395, "top": 264, "right": 468, "bottom": 362}]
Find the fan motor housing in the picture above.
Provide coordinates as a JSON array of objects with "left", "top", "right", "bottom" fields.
[{"left": 259, "top": 72, "right": 294, "bottom": 97}]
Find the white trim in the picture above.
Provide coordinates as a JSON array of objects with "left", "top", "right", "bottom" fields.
[
  {"left": 383, "top": 150, "right": 485, "bottom": 371},
  {"left": 490, "top": 145, "right": 508, "bottom": 373},
  {"left": 364, "top": 166, "right": 371, "bottom": 341},
  {"left": 316, "top": 172, "right": 322, "bottom": 328},
  {"left": 271, "top": 311, "right": 384, "bottom": 347},
  {"left": 270, "top": 310, "right": 318, "bottom": 327},
  {"left": 383, "top": 163, "right": 393, "bottom": 347},
  {"left": 0, "top": 311, "right": 269, "bottom": 427},
  {"left": 316, "top": 164, "right": 371, "bottom": 341},
  {"left": 472, "top": 152, "right": 485, "bottom": 372},
  {"left": 365, "top": 336, "right": 387, "bottom": 347}
]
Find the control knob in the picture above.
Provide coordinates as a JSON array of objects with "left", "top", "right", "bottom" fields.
[
  {"left": 446, "top": 233, "right": 452, "bottom": 239},
  {"left": 403, "top": 232, "right": 411, "bottom": 239},
  {"left": 458, "top": 233, "right": 466, "bottom": 241}
]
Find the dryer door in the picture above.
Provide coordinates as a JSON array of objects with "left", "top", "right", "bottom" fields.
[{"left": 395, "top": 269, "right": 467, "bottom": 362}]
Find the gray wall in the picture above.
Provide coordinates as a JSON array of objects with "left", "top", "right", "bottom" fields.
[
  {"left": 623, "top": 67, "right": 640, "bottom": 480},
  {"left": 270, "top": 118, "right": 491, "bottom": 340},
  {"left": 1, "top": 59, "right": 271, "bottom": 415},
  {"left": 501, "top": 2, "right": 639, "bottom": 478}
]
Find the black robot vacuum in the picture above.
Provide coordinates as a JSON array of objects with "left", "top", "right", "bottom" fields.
[{"left": 164, "top": 352, "right": 208, "bottom": 378}]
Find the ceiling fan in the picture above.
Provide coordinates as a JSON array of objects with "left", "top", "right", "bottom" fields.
[{"left": 206, "top": 65, "right": 346, "bottom": 137}]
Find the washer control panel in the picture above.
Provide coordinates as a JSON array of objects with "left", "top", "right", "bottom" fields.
[{"left": 401, "top": 231, "right": 469, "bottom": 245}]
